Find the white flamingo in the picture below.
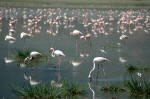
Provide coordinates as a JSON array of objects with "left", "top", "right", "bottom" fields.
[
  {"left": 70, "top": 30, "right": 82, "bottom": 58},
  {"left": 120, "top": 34, "right": 128, "bottom": 40},
  {"left": 49, "top": 48, "right": 65, "bottom": 68},
  {"left": 70, "top": 29, "right": 83, "bottom": 36},
  {"left": 88, "top": 57, "right": 110, "bottom": 82},
  {"left": 5, "top": 35, "right": 16, "bottom": 43},
  {"left": 24, "top": 51, "right": 42, "bottom": 63},
  {"left": 20, "top": 32, "right": 33, "bottom": 49}
]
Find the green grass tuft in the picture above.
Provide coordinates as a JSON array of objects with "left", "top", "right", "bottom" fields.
[
  {"left": 63, "top": 81, "right": 87, "bottom": 97},
  {"left": 11, "top": 80, "right": 87, "bottom": 99},
  {"left": 124, "top": 76, "right": 150, "bottom": 96},
  {"left": 126, "top": 64, "right": 150, "bottom": 72},
  {"left": 100, "top": 84, "right": 126, "bottom": 93}
]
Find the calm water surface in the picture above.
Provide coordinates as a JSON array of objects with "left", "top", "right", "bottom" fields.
[{"left": 0, "top": 7, "right": 150, "bottom": 99}]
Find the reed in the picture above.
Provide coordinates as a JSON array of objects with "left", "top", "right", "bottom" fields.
[{"left": 124, "top": 76, "right": 150, "bottom": 96}]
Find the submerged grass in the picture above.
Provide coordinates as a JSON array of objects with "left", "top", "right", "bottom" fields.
[
  {"left": 124, "top": 76, "right": 150, "bottom": 96},
  {"left": 11, "top": 80, "right": 87, "bottom": 99},
  {"left": 126, "top": 64, "right": 150, "bottom": 72},
  {"left": 100, "top": 84, "right": 126, "bottom": 93},
  {"left": 63, "top": 81, "right": 87, "bottom": 97}
]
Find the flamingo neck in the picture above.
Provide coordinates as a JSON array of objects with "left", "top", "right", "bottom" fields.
[
  {"left": 88, "top": 62, "right": 96, "bottom": 78},
  {"left": 29, "top": 56, "right": 32, "bottom": 60},
  {"left": 51, "top": 49, "right": 55, "bottom": 57}
]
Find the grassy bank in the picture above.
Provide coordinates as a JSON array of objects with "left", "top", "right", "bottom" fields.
[{"left": 0, "top": 0, "right": 150, "bottom": 8}]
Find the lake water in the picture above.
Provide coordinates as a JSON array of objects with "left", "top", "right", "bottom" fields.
[{"left": 0, "top": 7, "right": 150, "bottom": 99}]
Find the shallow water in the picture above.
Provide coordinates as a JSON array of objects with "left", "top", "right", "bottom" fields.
[{"left": 0, "top": 7, "right": 150, "bottom": 99}]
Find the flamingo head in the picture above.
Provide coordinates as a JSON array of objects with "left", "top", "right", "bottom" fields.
[
  {"left": 104, "top": 58, "right": 110, "bottom": 62},
  {"left": 79, "top": 32, "right": 83, "bottom": 35},
  {"left": 49, "top": 48, "right": 54, "bottom": 52},
  {"left": 29, "top": 76, "right": 32, "bottom": 80},
  {"left": 24, "top": 57, "right": 29, "bottom": 64},
  {"left": 38, "top": 53, "right": 43, "bottom": 57}
]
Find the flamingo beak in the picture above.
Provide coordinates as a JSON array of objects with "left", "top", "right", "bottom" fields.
[
  {"left": 40, "top": 54, "right": 43, "bottom": 56},
  {"left": 106, "top": 59, "right": 110, "bottom": 62}
]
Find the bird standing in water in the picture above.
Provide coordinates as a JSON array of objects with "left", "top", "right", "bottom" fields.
[
  {"left": 20, "top": 32, "right": 33, "bottom": 49},
  {"left": 49, "top": 48, "right": 65, "bottom": 69},
  {"left": 88, "top": 57, "right": 110, "bottom": 82},
  {"left": 24, "top": 51, "right": 42, "bottom": 64}
]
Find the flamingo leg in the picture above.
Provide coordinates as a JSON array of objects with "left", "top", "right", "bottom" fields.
[
  {"left": 58, "top": 57, "right": 62, "bottom": 70},
  {"left": 75, "top": 38, "right": 78, "bottom": 59},
  {"left": 24, "top": 39, "right": 26, "bottom": 50},
  {"left": 102, "top": 65, "right": 109, "bottom": 85},
  {"left": 96, "top": 64, "right": 100, "bottom": 84},
  {"left": 58, "top": 71, "right": 61, "bottom": 81}
]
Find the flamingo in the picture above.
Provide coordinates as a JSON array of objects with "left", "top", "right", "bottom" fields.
[
  {"left": 20, "top": 32, "right": 33, "bottom": 49},
  {"left": 120, "top": 34, "right": 128, "bottom": 40},
  {"left": 70, "top": 29, "right": 83, "bottom": 36},
  {"left": 80, "top": 33, "right": 91, "bottom": 40},
  {"left": 5, "top": 35, "right": 16, "bottom": 43},
  {"left": 70, "top": 30, "right": 83, "bottom": 58},
  {"left": 24, "top": 51, "right": 42, "bottom": 63},
  {"left": 88, "top": 57, "right": 110, "bottom": 82},
  {"left": 49, "top": 48, "right": 65, "bottom": 68}
]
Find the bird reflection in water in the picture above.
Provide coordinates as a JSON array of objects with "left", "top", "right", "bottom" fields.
[
  {"left": 24, "top": 72, "right": 42, "bottom": 86},
  {"left": 88, "top": 82, "right": 95, "bottom": 99},
  {"left": 4, "top": 57, "right": 14, "bottom": 64}
]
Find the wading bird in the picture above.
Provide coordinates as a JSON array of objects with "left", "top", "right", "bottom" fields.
[
  {"left": 49, "top": 48, "right": 65, "bottom": 68},
  {"left": 20, "top": 32, "right": 33, "bottom": 49},
  {"left": 5, "top": 35, "right": 16, "bottom": 43},
  {"left": 120, "top": 34, "right": 128, "bottom": 40},
  {"left": 24, "top": 51, "right": 42, "bottom": 63},
  {"left": 88, "top": 57, "right": 110, "bottom": 82},
  {"left": 70, "top": 29, "right": 83, "bottom": 36}
]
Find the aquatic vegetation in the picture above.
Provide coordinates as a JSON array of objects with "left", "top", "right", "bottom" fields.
[
  {"left": 14, "top": 49, "right": 31, "bottom": 60},
  {"left": 63, "top": 81, "right": 87, "bottom": 97},
  {"left": 12, "top": 84, "right": 64, "bottom": 99},
  {"left": 100, "top": 84, "right": 126, "bottom": 93},
  {"left": 124, "top": 76, "right": 150, "bottom": 96},
  {"left": 126, "top": 64, "right": 150, "bottom": 72},
  {"left": 11, "top": 80, "right": 87, "bottom": 99}
]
